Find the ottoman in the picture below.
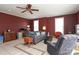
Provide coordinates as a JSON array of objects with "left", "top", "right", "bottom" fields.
[{"left": 24, "top": 37, "right": 33, "bottom": 44}]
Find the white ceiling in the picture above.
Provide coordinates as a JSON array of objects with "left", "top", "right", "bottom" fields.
[{"left": 0, "top": 4, "right": 79, "bottom": 19}]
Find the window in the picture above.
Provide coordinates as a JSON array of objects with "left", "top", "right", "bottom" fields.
[
  {"left": 55, "top": 17, "right": 64, "bottom": 34},
  {"left": 34, "top": 20, "right": 39, "bottom": 31}
]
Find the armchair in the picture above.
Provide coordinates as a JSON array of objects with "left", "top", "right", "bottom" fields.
[
  {"left": 47, "top": 34, "right": 78, "bottom": 55},
  {"left": 47, "top": 35, "right": 64, "bottom": 55}
]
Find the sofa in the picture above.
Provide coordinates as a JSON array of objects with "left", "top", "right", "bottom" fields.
[
  {"left": 47, "top": 34, "right": 78, "bottom": 55},
  {"left": 28, "top": 31, "right": 48, "bottom": 44}
]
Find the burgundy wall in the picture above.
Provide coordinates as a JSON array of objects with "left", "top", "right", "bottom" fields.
[
  {"left": 38, "top": 13, "right": 77, "bottom": 35},
  {"left": 0, "top": 12, "right": 33, "bottom": 33},
  {"left": 77, "top": 11, "right": 79, "bottom": 23},
  {"left": 64, "top": 14, "right": 77, "bottom": 34},
  {"left": 0, "top": 12, "right": 78, "bottom": 35},
  {"left": 39, "top": 17, "right": 55, "bottom": 35},
  {"left": 28, "top": 20, "right": 34, "bottom": 31}
]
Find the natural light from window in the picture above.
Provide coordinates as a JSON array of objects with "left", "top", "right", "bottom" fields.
[
  {"left": 34, "top": 20, "right": 39, "bottom": 31},
  {"left": 55, "top": 17, "right": 64, "bottom": 34}
]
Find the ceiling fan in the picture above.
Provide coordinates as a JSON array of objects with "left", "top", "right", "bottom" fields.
[{"left": 16, "top": 4, "right": 39, "bottom": 14}]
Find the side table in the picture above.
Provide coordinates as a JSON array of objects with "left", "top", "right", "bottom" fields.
[{"left": 44, "top": 36, "right": 52, "bottom": 44}]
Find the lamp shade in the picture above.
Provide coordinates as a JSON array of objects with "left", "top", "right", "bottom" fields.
[
  {"left": 27, "top": 25, "right": 30, "bottom": 28},
  {"left": 42, "top": 26, "right": 46, "bottom": 30}
]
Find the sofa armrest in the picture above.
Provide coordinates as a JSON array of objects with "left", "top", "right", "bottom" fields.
[{"left": 47, "top": 41, "right": 57, "bottom": 50}]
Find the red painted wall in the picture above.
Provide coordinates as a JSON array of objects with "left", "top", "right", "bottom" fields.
[
  {"left": 38, "top": 14, "right": 77, "bottom": 35},
  {"left": 64, "top": 14, "right": 77, "bottom": 34},
  {"left": 77, "top": 11, "right": 79, "bottom": 23},
  {"left": 39, "top": 17, "right": 55, "bottom": 35},
  {"left": 0, "top": 12, "right": 77, "bottom": 35},
  {"left": 28, "top": 20, "right": 34, "bottom": 31},
  {"left": 0, "top": 12, "right": 33, "bottom": 33}
]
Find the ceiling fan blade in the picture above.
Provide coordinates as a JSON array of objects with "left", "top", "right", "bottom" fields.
[
  {"left": 29, "top": 10, "right": 33, "bottom": 14},
  {"left": 16, "top": 6, "right": 26, "bottom": 9},
  {"left": 21, "top": 10, "right": 27, "bottom": 13},
  {"left": 31, "top": 9, "right": 39, "bottom": 11}
]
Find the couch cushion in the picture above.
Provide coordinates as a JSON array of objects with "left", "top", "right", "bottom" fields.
[
  {"left": 41, "top": 32, "right": 46, "bottom": 35},
  {"left": 35, "top": 32, "right": 40, "bottom": 36}
]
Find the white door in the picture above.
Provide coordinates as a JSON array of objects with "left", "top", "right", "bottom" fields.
[{"left": 55, "top": 17, "right": 64, "bottom": 34}]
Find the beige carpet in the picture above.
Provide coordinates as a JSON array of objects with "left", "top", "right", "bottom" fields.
[
  {"left": 14, "top": 42, "right": 48, "bottom": 55},
  {"left": 75, "top": 45, "right": 79, "bottom": 51},
  {"left": 14, "top": 41, "right": 79, "bottom": 55}
]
